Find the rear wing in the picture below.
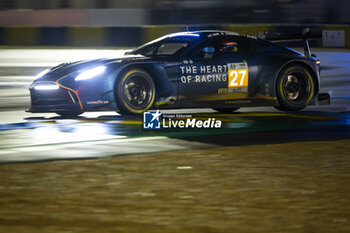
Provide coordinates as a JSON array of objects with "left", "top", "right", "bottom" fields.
[{"left": 257, "top": 28, "right": 322, "bottom": 58}]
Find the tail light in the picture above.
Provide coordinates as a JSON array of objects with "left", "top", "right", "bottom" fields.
[{"left": 316, "top": 60, "right": 321, "bottom": 65}]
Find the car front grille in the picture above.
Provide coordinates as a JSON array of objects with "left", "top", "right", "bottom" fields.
[{"left": 30, "top": 85, "right": 76, "bottom": 106}]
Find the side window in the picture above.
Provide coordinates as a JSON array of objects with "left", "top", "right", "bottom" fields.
[
  {"left": 217, "top": 36, "right": 250, "bottom": 54},
  {"left": 157, "top": 42, "right": 188, "bottom": 55},
  {"left": 183, "top": 35, "right": 249, "bottom": 60},
  {"left": 185, "top": 39, "right": 216, "bottom": 59},
  {"left": 217, "top": 40, "right": 239, "bottom": 53}
]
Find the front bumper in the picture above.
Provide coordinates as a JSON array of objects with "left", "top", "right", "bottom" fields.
[
  {"left": 27, "top": 84, "right": 117, "bottom": 113},
  {"left": 27, "top": 84, "right": 83, "bottom": 113}
]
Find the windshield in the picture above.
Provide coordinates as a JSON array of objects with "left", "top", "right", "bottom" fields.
[
  {"left": 127, "top": 34, "right": 201, "bottom": 57},
  {"left": 141, "top": 42, "right": 189, "bottom": 56}
]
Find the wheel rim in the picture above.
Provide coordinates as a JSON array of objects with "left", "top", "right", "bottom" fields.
[
  {"left": 123, "top": 73, "right": 154, "bottom": 110},
  {"left": 282, "top": 71, "right": 311, "bottom": 104}
]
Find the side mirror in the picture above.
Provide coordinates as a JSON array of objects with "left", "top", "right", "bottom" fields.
[{"left": 201, "top": 47, "right": 215, "bottom": 54}]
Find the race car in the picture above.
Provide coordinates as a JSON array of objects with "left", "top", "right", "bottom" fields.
[{"left": 28, "top": 30, "right": 330, "bottom": 117}]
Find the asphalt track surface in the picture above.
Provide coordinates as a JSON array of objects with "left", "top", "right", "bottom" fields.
[{"left": 0, "top": 48, "right": 349, "bottom": 163}]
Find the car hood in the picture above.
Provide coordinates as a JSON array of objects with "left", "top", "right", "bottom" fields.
[{"left": 35, "top": 55, "right": 151, "bottom": 82}]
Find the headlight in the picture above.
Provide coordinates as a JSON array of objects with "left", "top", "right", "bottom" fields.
[
  {"left": 75, "top": 66, "right": 106, "bottom": 81},
  {"left": 33, "top": 82, "right": 59, "bottom": 90},
  {"left": 35, "top": 69, "right": 50, "bottom": 80}
]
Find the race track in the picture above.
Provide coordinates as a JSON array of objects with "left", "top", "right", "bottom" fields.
[
  {"left": 1, "top": 47, "right": 350, "bottom": 233},
  {"left": 0, "top": 48, "right": 349, "bottom": 163}
]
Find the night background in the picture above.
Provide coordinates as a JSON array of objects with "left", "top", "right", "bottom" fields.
[
  {"left": 0, "top": 1, "right": 349, "bottom": 233},
  {"left": 0, "top": 0, "right": 350, "bottom": 25}
]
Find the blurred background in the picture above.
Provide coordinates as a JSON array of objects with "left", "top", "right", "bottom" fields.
[
  {"left": 0, "top": 0, "right": 349, "bottom": 26},
  {"left": 0, "top": 2, "right": 350, "bottom": 232}
]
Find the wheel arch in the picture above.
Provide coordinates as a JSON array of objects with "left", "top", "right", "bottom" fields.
[
  {"left": 273, "top": 60, "right": 319, "bottom": 111},
  {"left": 275, "top": 60, "right": 319, "bottom": 98},
  {"left": 114, "top": 63, "right": 173, "bottom": 100},
  {"left": 113, "top": 63, "right": 174, "bottom": 113}
]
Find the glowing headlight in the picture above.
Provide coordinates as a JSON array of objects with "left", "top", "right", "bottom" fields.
[
  {"left": 75, "top": 66, "right": 106, "bottom": 81},
  {"left": 33, "top": 83, "right": 59, "bottom": 90},
  {"left": 35, "top": 69, "right": 50, "bottom": 80}
]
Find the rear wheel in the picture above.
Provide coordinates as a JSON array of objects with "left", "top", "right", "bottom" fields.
[
  {"left": 115, "top": 69, "right": 156, "bottom": 115},
  {"left": 275, "top": 64, "right": 315, "bottom": 111},
  {"left": 213, "top": 108, "right": 240, "bottom": 113}
]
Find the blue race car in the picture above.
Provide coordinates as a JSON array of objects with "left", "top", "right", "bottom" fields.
[{"left": 28, "top": 30, "right": 329, "bottom": 116}]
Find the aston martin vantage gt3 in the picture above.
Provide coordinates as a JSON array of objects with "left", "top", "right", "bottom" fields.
[{"left": 28, "top": 30, "right": 329, "bottom": 116}]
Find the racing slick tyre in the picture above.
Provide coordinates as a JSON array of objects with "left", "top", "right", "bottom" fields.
[
  {"left": 213, "top": 108, "right": 240, "bottom": 113},
  {"left": 55, "top": 111, "right": 83, "bottom": 118},
  {"left": 275, "top": 64, "right": 315, "bottom": 111},
  {"left": 115, "top": 69, "right": 156, "bottom": 115}
]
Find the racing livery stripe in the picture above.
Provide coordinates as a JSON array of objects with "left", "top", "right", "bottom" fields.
[{"left": 55, "top": 71, "right": 84, "bottom": 110}]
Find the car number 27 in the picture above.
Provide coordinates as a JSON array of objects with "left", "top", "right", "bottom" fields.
[{"left": 228, "top": 69, "right": 248, "bottom": 87}]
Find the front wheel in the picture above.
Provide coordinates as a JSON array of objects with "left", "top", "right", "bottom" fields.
[
  {"left": 115, "top": 69, "right": 156, "bottom": 115},
  {"left": 275, "top": 64, "right": 316, "bottom": 111}
]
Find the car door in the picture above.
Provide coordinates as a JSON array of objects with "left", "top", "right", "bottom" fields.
[{"left": 177, "top": 35, "right": 256, "bottom": 104}]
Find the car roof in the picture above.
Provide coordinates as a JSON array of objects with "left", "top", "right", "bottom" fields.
[
  {"left": 166, "top": 30, "right": 241, "bottom": 38},
  {"left": 129, "top": 30, "right": 249, "bottom": 56}
]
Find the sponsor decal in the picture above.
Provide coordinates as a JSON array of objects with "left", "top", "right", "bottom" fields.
[
  {"left": 143, "top": 110, "right": 222, "bottom": 129},
  {"left": 225, "top": 99, "right": 252, "bottom": 104},
  {"left": 86, "top": 100, "right": 109, "bottom": 105},
  {"left": 264, "top": 83, "right": 270, "bottom": 95},
  {"left": 218, "top": 88, "right": 228, "bottom": 94},
  {"left": 228, "top": 62, "right": 248, "bottom": 87},
  {"left": 179, "top": 62, "right": 249, "bottom": 92},
  {"left": 207, "top": 32, "right": 239, "bottom": 38},
  {"left": 182, "top": 60, "right": 194, "bottom": 64},
  {"left": 228, "top": 62, "right": 248, "bottom": 92},
  {"left": 180, "top": 65, "right": 228, "bottom": 84},
  {"left": 207, "top": 32, "right": 222, "bottom": 38}
]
